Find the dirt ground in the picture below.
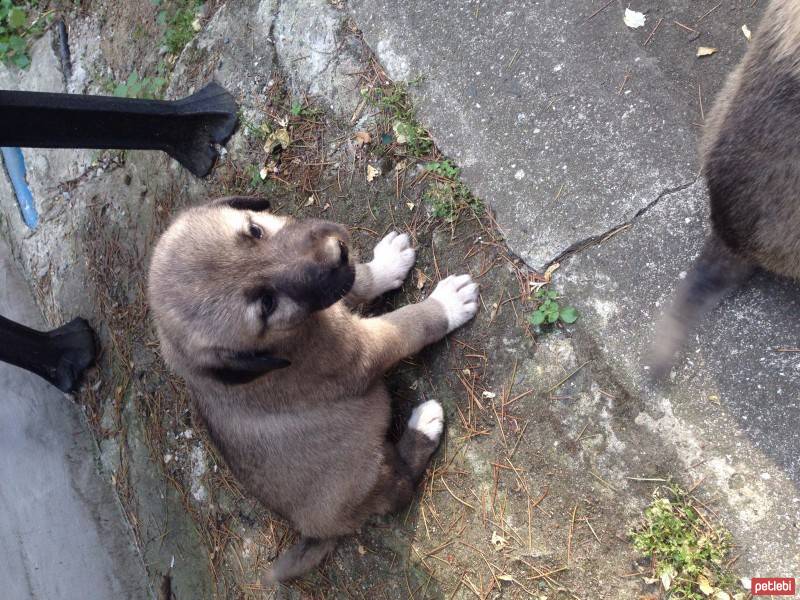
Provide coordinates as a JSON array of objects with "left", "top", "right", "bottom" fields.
[{"left": 0, "top": 2, "right": 762, "bottom": 599}]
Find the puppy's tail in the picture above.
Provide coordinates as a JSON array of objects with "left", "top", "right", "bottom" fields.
[
  {"left": 648, "top": 234, "right": 755, "bottom": 380},
  {"left": 262, "top": 537, "right": 338, "bottom": 585}
]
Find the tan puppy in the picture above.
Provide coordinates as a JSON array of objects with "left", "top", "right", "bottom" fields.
[
  {"left": 650, "top": 0, "right": 800, "bottom": 377},
  {"left": 147, "top": 196, "right": 479, "bottom": 582}
]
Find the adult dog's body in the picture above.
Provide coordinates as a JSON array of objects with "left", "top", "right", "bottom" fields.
[
  {"left": 148, "top": 196, "right": 479, "bottom": 581},
  {"left": 650, "top": 0, "right": 800, "bottom": 376}
]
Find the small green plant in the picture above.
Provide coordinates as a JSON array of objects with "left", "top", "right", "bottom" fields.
[
  {"left": 289, "top": 99, "right": 322, "bottom": 119},
  {"left": 239, "top": 113, "right": 271, "bottom": 141},
  {"left": 528, "top": 288, "right": 578, "bottom": 327},
  {"left": 155, "top": 0, "right": 202, "bottom": 56},
  {"left": 362, "top": 82, "right": 433, "bottom": 158},
  {"left": 392, "top": 120, "right": 432, "bottom": 157},
  {"left": 631, "top": 486, "right": 742, "bottom": 600},
  {"left": 111, "top": 64, "right": 168, "bottom": 99},
  {"left": 0, "top": 0, "right": 47, "bottom": 69},
  {"left": 426, "top": 159, "right": 460, "bottom": 180},
  {"left": 425, "top": 180, "right": 483, "bottom": 223}
]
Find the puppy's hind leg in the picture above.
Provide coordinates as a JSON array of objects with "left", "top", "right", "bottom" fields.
[
  {"left": 400, "top": 400, "right": 445, "bottom": 477},
  {"left": 262, "top": 537, "right": 338, "bottom": 585},
  {"left": 363, "top": 400, "right": 445, "bottom": 518}
]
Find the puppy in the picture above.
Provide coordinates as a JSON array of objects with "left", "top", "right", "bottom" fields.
[
  {"left": 649, "top": 0, "right": 800, "bottom": 378},
  {"left": 147, "top": 196, "right": 479, "bottom": 582}
]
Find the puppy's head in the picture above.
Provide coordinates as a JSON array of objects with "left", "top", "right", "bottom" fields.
[{"left": 148, "top": 196, "right": 354, "bottom": 384}]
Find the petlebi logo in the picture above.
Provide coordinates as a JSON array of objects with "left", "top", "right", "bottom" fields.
[{"left": 743, "top": 577, "right": 796, "bottom": 596}]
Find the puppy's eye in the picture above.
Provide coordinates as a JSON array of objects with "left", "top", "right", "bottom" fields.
[
  {"left": 249, "top": 223, "right": 263, "bottom": 239},
  {"left": 261, "top": 293, "right": 276, "bottom": 317}
]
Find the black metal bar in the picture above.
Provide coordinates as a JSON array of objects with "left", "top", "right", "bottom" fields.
[
  {"left": 0, "top": 315, "right": 96, "bottom": 393},
  {"left": 0, "top": 82, "right": 239, "bottom": 177}
]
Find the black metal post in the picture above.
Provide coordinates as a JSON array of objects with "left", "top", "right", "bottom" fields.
[
  {"left": 0, "top": 82, "right": 238, "bottom": 177},
  {"left": 0, "top": 315, "right": 96, "bottom": 393}
]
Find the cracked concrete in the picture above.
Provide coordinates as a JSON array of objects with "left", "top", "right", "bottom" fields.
[{"left": 548, "top": 177, "right": 700, "bottom": 269}]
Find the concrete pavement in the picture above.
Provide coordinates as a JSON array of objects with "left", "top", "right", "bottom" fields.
[{"left": 0, "top": 237, "right": 151, "bottom": 600}]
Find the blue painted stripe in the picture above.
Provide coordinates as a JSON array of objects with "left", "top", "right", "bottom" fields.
[{"left": 1, "top": 147, "right": 39, "bottom": 229}]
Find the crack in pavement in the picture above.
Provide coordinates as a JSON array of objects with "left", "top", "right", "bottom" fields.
[{"left": 544, "top": 177, "right": 701, "bottom": 270}]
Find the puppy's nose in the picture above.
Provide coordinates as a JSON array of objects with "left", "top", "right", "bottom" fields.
[
  {"left": 320, "top": 235, "right": 349, "bottom": 267},
  {"left": 337, "top": 239, "right": 349, "bottom": 266}
]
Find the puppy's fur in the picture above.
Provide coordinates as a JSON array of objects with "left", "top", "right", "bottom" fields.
[
  {"left": 650, "top": 0, "right": 800, "bottom": 377},
  {"left": 147, "top": 196, "right": 479, "bottom": 582}
]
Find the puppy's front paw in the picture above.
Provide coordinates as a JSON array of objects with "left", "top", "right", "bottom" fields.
[
  {"left": 369, "top": 231, "right": 416, "bottom": 294},
  {"left": 408, "top": 400, "right": 444, "bottom": 442},
  {"left": 429, "top": 274, "right": 479, "bottom": 332}
]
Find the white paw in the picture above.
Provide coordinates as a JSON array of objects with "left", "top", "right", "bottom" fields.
[
  {"left": 429, "top": 274, "right": 479, "bottom": 332},
  {"left": 408, "top": 400, "right": 444, "bottom": 442},
  {"left": 369, "top": 231, "right": 416, "bottom": 293}
]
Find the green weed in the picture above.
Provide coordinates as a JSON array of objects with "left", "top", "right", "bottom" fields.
[
  {"left": 631, "top": 486, "right": 743, "bottom": 599},
  {"left": 425, "top": 159, "right": 459, "bottom": 179},
  {"left": 0, "top": 0, "right": 48, "bottom": 69},
  {"left": 109, "top": 63, "right": 168, "bottom": 99},
  {"left": 425, "top": 180, "right": 483, "bottom": 223},
  {"left": 362, "top": 82, "right": 432, "bottom": 158},
  {"left": 528, "top": 288, "right": 578, "bottom": 327},
  {"left": 154, "top": 0, "right": 202, "bottom": 56},
  {"left": 423, "top": 160, "right": 483, "bottom": 223}
]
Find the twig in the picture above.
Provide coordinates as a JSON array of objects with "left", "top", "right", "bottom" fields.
[
  {"left": 643, "top": 17, "right": 664, "bottom": 46},
  {"left": 546, "top": 360, "right": 590, "bottom": 394},
  {"left": 583, "top": 0, "right": 614, "bottom": 23},
  {"left": 567, "top": 503, "right": 578, "bottom": 563}
]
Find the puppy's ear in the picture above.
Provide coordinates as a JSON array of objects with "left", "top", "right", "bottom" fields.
[
  {"left": 214, "top": 196, "right": 272, "bottom": 212},
  {"left": 205, "top": 350, "right": 290, "bottom": 385}
]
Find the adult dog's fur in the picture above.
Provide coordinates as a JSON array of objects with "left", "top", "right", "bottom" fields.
[
  {"left": 147, "top": 196, "right": 479, "bottom": 582},
  {"left": 650, "top": 0, "right": 800, "bottom": 377}
]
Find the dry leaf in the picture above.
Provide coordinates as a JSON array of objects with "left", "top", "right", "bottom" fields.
[
  {"left": 740, "top": 578, "right": 752, "bottom": 590},
  {"left": 697, "top": 575, "right": 714, "bottom": 596},
  {"left": 497, "top": 574, "right": 514, "bottom": 582},
  {"left": 713, "top": 592, "right": 730, "bottom": 600},
  {"left": 393, "top": 122, "right": 408, "bottom": 144},
  {"left": 366, "top": 164, "right": 381, "bottom": 182},
  {"left": 264, "top": 128, "right": 291, "bottom": 154},
  {"left": 697, "top": 46, "right": 718, "bottom": 57},
  {"left": 742, "top": 25, "right": 751, "bottom": 41},
  {"left": 191, "top": 17, "right": 202, "bottom": 32},
  {"left": 624, "top": 8, "right": 646, "bottom": 29},
  {"left": 354, "top": 131, "right": 371, "bottom": 147},
  {"left": 406, "top": 202, "right": 415, "bottom": 210},
  {"left": 395, "top": 160, "right": 408, "bottom": 172},
  {"left": 490, "top": 531, "right": 507, "bottom": 551},
  {"left": 543, "top": 261, "right": 560, "bottom": 283},
  {"left": 660, "top": 566, "right": 676, "bottom": 590},
  {"left": 415, "top": 269, "right": 428, "bottom": 289}
]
